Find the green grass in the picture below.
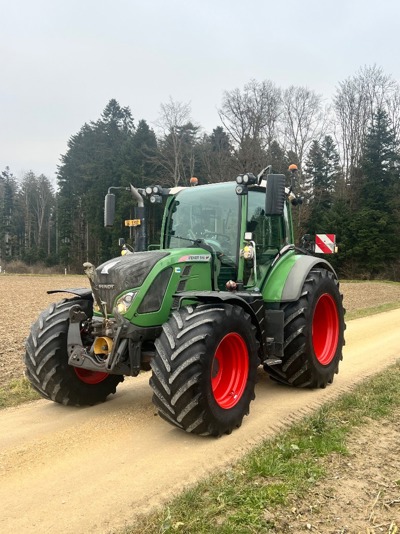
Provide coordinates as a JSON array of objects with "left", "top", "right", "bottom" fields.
[
  {"left": 346, "top": 300, "right": 400, "bottom": 320},
  {"left": 120, "top": 361, "right": 400, "bottom": 534},
  {"left": 0, "top": 377, "right": 41, "bottom": 409}
]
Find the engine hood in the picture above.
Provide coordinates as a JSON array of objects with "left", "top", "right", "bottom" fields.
[{"left": 94, "top": 251, "right": 170, "bottom": 313}]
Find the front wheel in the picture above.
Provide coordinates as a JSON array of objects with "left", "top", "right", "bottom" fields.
[
  {"left": 150, "top": 303, "right": 259, "bottom": 436},
  {"left": 264, "top": 268, "right": 345, "bottom": 388},
  {"left": 25, "top": 298, "right": 123, "bottom": 406}
]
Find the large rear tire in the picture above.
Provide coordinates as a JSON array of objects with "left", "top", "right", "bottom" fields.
[
  {"left": 150, "top": 303, "right": 259, "bottom": 436},
  {"left": 264, "top": 268, "right": 345, "bottom": 388},
  {"left": 25, "top": 298, "right": 123, "bottom": 406}
]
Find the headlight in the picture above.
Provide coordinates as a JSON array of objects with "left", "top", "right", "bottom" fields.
[{"left": 115, "top": 291, "right": 137, "bottom": 314}]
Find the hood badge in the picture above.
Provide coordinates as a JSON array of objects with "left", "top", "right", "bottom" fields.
[{"left": 98, "top": 283, "right": 115, "bottom": 289}]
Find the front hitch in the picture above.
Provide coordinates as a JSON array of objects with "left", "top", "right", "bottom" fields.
[
  {"left": 67, "top": 306, "right": 136, "bottom": 376},
  {"left": 67, "top": 306, "right": 108, "bottom": 372}
]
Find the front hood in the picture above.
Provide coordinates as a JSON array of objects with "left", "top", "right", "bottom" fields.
[{"left": 94, "top": 251, "right": 170, "bottom": 313}]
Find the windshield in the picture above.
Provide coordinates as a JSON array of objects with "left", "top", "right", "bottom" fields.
[{"left": 166, "top": 182, "right": 240, "bottom": 263}]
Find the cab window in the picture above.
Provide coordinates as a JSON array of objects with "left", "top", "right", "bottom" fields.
[{"left": 246, "top": 190, "right": 287, "bottom": 283}]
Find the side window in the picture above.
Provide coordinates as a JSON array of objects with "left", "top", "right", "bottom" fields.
[{"left": 247, "top": 191, "right": 286, "bottom": 260}]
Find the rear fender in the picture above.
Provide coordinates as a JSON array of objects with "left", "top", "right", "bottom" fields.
[{"left": 264, "top": 255, "right": 337, "bottom": 303}]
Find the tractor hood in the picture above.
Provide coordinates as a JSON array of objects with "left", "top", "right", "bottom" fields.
[{"left": 93, "top": 251, "right": 170, "bottom": 313}]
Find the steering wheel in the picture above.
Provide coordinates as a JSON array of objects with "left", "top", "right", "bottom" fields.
[{"left": 203, "top": 230, "right": 230, "bottom": 248}]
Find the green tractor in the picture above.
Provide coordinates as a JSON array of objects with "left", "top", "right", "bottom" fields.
[{"left": 25, "top": 168, "right": 345, "bottom": 437}]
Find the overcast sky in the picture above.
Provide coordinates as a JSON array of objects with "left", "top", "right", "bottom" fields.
[{"left": 1, "top": 0, "right": 400, "bottom": 184}]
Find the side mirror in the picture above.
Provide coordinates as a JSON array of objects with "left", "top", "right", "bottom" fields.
[
  {"left": 265, "top": 174, "right": 286, "bottom": 216},
  {"left": 104, "top": 193, "right": 116, "bottom": 227}
]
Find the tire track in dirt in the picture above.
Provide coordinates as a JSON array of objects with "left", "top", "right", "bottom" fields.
[{"left": 0, "top": 310, "right": 399, "bottom": 533}]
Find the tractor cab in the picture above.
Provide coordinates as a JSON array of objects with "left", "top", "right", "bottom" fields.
[{"left": 162, "top": 178, "right": 291, "bottom": 291}]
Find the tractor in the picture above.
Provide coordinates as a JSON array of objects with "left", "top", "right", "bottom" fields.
[{"left": 25, "top": 167, "right": 345, "bottom": 437}]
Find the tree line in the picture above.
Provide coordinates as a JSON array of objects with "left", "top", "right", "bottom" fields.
[{"left": 1, "top": 64, "right": 400, "bottom": 279}]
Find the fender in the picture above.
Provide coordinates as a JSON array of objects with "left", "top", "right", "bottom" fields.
[
  {"left": 174, "top": 290, "right": 263, "bottom": 320},
  {"left": 264, "top": 254, "right": 337, "bottom": 303},
  {"left": 173, "top": 289, "right": 266, "bottom": 356},
  {"left": 47, "top": 288, "right": 93, "bottom": 300},
  {"left": 173, "top": 290, "right": 289, "bottom": 361}
]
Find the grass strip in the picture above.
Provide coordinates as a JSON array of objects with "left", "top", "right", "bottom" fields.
[
  {"left": 346, "top": 301, "right": 400, "bottom": 320},
  {"left": 0, "top": 377, "right": 41, "bottom": 409},
  {"left": 122, "top": 361, "right": 400, "bottom": 534}
]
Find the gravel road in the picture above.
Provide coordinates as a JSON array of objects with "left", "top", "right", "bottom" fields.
[{"left": 0, "top": 308, "right": 399, "bottom": 533}]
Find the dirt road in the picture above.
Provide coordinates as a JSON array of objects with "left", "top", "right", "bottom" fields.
[{"left": 0, "top": 309, "right": 399, "bottom": 534}]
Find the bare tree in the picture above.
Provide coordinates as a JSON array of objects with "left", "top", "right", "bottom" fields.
[
  {"left": 218, "top": 79, "right": 281, "bottom": 171},
  {"left": 154, "top": 97, "right": 194, "bottom": 186},
  {"left": 33, "top": 175, "right": 54, "bottom": 249},
  {"left": 20, "top": 172, "right": 54, "bottom": 252},
  {"left": 333, "top": 65, "right": 397, "bottom": 182},
  {"left": 384, "top": 82, "right": 400, "bottom": 145},
  {"left": 280, "top": 85, "right": 326, "bottom": 174}
]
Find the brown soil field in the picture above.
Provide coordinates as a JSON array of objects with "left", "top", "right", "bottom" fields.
[
  {"left": 1, "top": 274, "right": 90, "bottom": 388},
  {"left": 1, "top": 275, "right": 400, "bottom": 389}
]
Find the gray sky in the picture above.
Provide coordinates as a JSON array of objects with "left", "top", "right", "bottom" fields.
[{"left": 1, "top": 0, "right": 399, "bottom": 184}]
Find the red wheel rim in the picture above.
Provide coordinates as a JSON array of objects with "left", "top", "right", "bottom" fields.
[
  {"left": 312, "top": 293, "right": 339, "bottom": 365},
  {"left": 211, "top": 332, "right": 249, "bottom": 409},
  {"left": 74, "top": 368, "right": 109, "bottom": 384}
]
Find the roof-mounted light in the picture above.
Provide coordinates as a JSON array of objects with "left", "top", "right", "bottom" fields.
[
  {"left": 242, "top": 173, "right": 257, "bottom": 185},
  {"left": 145, "top": 185, "right": 163, "bottom": 196},
  {"left": 236, "top": 173, "right": 257, "bottom": 186}
]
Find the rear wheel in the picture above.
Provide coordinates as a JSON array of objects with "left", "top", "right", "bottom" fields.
[
  {"left": 25, "top": 298, "right": 123, "bottom": 406},
  {"left": 264, "top": 268, "right": 345, "bottom": 388},
  {"left": 150, "top": 303, "right": 259, "bottom": 436}
]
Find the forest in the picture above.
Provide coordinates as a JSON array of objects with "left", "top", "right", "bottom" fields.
[{"left": 1, "top": 65, "right": 400, "bottom": 279}]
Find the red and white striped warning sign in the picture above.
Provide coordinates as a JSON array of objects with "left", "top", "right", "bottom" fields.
[{"left": 315, "top": 234, "right": 336, "bottom": 254}]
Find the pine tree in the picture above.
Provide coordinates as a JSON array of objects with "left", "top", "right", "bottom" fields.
[
  {"left": 265, "top": 140, "right": 288, "bottom": 174},
  {"left": 0, "top": 167, "right": 18, "bottom": 262},
  {"left": 360, "top": 108, "right": 399, "bottom": 208},
  {"left": 348, "top": 108, "right": 400, "bottom": 276},
  {"left": 57, "top": 100, "right": 138, "bottom": 268},
  {"left": 196, "top": 127, "right": 234, "bottom": 183},
  {"left": 304, "top": 136, "right": 342, "bottom": 236}
]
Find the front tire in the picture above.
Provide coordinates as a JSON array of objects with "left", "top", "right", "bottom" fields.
[
  {"left": 150, "top": 303, "right": 259, "bottom": 436},
  {"left": 25, "top": 298, "right": 123, "bottom": 406},
  {"left": 264, "top": 268, "right": 345, "bottom": 388}
]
